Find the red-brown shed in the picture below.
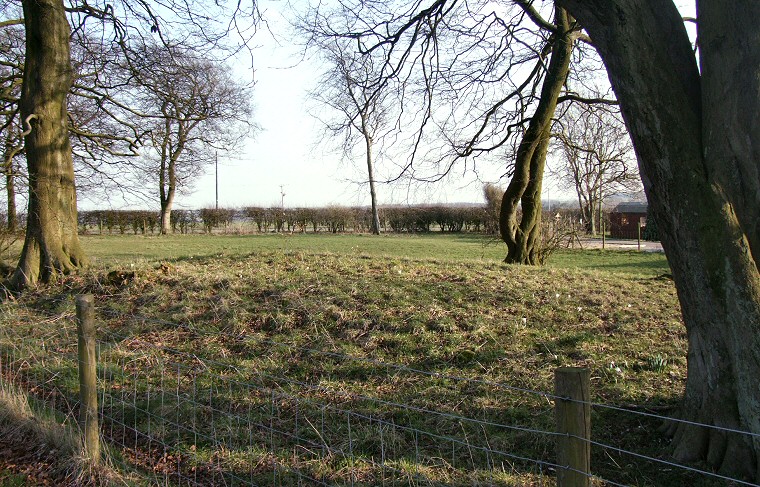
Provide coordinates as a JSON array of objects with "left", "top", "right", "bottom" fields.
[{"left": 609, "top": 202, "right": 647, "bottom": 239}]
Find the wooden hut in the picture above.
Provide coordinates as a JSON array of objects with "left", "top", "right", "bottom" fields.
[{"left": 609, "top": 202, "right": 647, "bottom": 239}]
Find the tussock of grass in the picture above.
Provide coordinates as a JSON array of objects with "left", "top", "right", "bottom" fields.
[
  {"left": 0, "top": 383, "right": 134, "bottom": 486},
  {"left": 0, "top": 383, "right": 79, "bottom": 458}
]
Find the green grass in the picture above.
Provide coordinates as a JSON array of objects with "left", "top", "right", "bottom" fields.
[
  {"left": 0, "top": 470, "right": 26, "bottom": 487},
  {"left": 81, "top": 233, "right": 670, "bottom": 278},
  {"left": 0, "top": 233, "right": 703, "bottom": 486}
]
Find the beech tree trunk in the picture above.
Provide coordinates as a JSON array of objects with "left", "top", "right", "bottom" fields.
[
  {"left": 9, "top": 0, "right": 86, "bottom": 289},
  {"left": 158, "top": 116, "right": 179, "bottom": 235},
  {"left": 558, "top": 0, "right": 760, "bottom": 480},
  {"left": 499, "top": 6, "right": 574, "bottom": 264},
  {"left": 159, "top": 161, "right": 176, "bottom": 235}
]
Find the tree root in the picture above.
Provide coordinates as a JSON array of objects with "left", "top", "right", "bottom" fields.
[{"left": 663, "top": 418, "right": 757, "bottom": 482}]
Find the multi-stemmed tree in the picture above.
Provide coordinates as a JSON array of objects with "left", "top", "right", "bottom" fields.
[
  {"left": 552, "top": 103, "right": 641, "bottom": 235},
  {"left": 125, "top": 44, "right": 253, "bottom": 234}
]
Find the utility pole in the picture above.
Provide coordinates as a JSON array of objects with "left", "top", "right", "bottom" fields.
[
  {"left": 279, "top": 185, "right": 287, "bottom": 233},
  {"left": 215, "top": 151, "right": 219, "bottom": 210}
]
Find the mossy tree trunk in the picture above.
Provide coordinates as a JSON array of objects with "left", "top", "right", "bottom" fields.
[
  {"left": 559, "top": 0, "right": 760, "bottom": 480},
  {"left": 9, "top": 0, "right": 86, "bottom": 290},
  {"left": 499, "top": 7, "right": 575, "bottom": 264}
]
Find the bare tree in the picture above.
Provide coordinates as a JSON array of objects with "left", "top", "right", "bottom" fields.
[
  {"left": 496, "top": 5, "right": 578, "bottom": 264},
  {"left": 552, "top": 103, "right": 640, "bottom": 235},
  {"left": 308, "top": 38, "right": 392, "bottom": 235},
  {"left": 126, "top": 43, "right": 253, "bottom": 234},
  {"left": 67, "top": 33, "right": 148, "bottom": 206},
  {"left": 0, "top": 21, "right": 24, "bottom": 232}
]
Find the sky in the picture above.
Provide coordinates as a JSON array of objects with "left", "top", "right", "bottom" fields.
[
  {"left": 175, "top": 1, "right": 531, "bottom": 211},
  {"left": 78, "top": 0, "right": 695, "bottom": 212}
]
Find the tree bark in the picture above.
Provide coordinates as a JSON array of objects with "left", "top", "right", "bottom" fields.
[
  {"left": 159, "top": 160, "right": 176, "bottom": 235},
  {"left": 363, "top": 129, "right": 381, "bottom": 235},
  {"left": 8, "top": 0, "right": 86, "bottom": 290},
  {"left": 158, "top": 116, "right": 180, "bottom": 235},
  {"left": 499, "top": 6, "right": 574, "bottom": 264},
  {"left": 557, "top": 0, "right": 760, "bottom": 480}
]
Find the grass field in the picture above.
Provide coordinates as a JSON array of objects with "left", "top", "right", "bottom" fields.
[
  {"left": 0, "top": 233, "right": 710, "bottom": 486},
  {"left": 81, "top": 233, "right": 671, "bottom": 278}
]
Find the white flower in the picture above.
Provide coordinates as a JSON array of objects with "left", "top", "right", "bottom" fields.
[{"left": 577, "top": 307, "right": 583, "bottom": 312}]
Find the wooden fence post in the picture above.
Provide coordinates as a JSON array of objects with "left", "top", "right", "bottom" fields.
[
  {"left": 76, "top": 294, "right": 100, "bottom": 464},
  {"left": 555, "top": 367, "right": 591, "bottom": 487}
]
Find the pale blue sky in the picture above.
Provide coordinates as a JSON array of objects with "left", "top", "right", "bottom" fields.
[
  {"left": 181, "top": 1, "right": 531, "bottom": 210},
  {"left": 104, "top": 0, "right": 696, "bottom": 211}
]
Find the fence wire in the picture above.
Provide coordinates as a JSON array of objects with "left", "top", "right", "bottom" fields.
[
  {"left": 112, "top": 310, "right": 760, "bottom": 443},
  {"left": 0, "top": 310, "right": 758, "bottom": 486}
]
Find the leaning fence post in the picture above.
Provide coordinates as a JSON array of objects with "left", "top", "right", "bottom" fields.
[
  {"left": 76, "top": 294, "right": 100, "bottom": 464},
  {"left": 555, "top": 367, "right": 591, "bottom": 487}
]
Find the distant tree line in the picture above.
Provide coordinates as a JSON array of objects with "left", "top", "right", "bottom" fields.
[{"left": 77, "top": 205, "right": 502, "bottom": 235}]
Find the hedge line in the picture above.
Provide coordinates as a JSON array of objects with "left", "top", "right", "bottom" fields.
[{"left": 78, "top": 205, "right": 496, "bottom": 235}]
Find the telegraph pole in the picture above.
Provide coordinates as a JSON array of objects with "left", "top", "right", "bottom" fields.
[{"left": 215, "top": 151, "right": 219, "bottom": 210}]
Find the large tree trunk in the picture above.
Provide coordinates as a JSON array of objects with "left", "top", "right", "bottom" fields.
[
  {"left": 558, "top": 0, "right": 760, "bottom": 480},
  {"left": 8, "top": 0, "right": 86, "bottom": 290},
  {"left": 159, "top": 172, "right": 175, "bottom": 235},
  {"left": 499, "top": 6, "right": 574, "bottom": 264}
]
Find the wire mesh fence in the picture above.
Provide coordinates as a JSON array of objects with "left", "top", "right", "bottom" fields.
[{"left": 0, "top": 296, "right": 758, "bottom": 486}]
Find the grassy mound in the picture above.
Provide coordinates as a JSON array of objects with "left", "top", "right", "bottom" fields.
[{"left": 0, "top": 235, "right": 700, "bottom": 485}]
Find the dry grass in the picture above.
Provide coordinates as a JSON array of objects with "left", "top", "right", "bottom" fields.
[
  {"left": 0, "top": 236, "right": 712, "bottom": 486},
  {"left": 0, "top": 382, "right": 136, "bottom": 486}
]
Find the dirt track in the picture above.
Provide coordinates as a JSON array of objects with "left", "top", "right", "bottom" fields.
[{"left": 577, "top": 237, "right": 663, "bottom": 252}]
